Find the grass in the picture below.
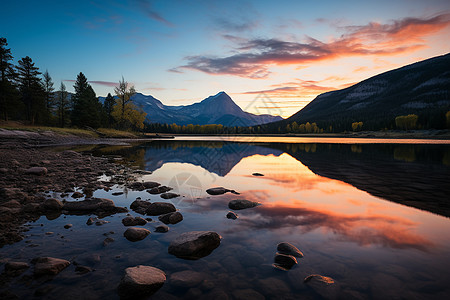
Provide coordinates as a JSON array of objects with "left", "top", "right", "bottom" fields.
[{"left": 0, "top": 121, "right": 140, "bottom": 139}]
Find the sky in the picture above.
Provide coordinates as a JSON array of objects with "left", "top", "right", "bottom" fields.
[{"left": 2, "top": 0, "right": 450, "bottom": 118}]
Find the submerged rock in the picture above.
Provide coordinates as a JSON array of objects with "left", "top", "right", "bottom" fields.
[
  {"left": 170, "top": 270, "right": 204, "bottom": 288},
  {"left": 206, "top": 187, "right": 239, "bottom": 195},
  {"left": 160, "top": 192, "right": 180, "bottom": 199},
  {"left": 33, "top": 257, "right": 70, "bottom": 276},
  {"left": 145, "top": 202, "right": 176, "bottom": 216},
  {"left": 155, "top": 225, "right": 169, "bottom": 233},
  {"left": 158, "top": 212, "right": 183, "bottom": 225},
  {"left": 118, "top": 265, "right": 166, "bottom": 299},
  {"left": 228, "top": 200, "right": 260, "bottom": 210},
  {"left": 168, "top": 231, "right": 221, "bottom": 260},
  {"left": 277, "top": 242, "right": 304, "bottom": 258},
  {"left": 5, "top": 261, "right": 30, "bottom": 275},
  {"left": 304, "top": 274, "right": 338, "bottom": 299},
  {"left": 130, "top": 199, "right": 152, "bottom": 215},
  {"left": 143, "top": 181, "right": 160, "bottom": 189},
  {"left": 72, "top": 191, "right": 84, "bottom": 198},
  {"left": 226, "top": 211, "right": 238, "bottom": 220},
  {"left": 112, "top": 192, "right": 124, "bottom": 196},
  {"left": 42, "top": 198, "right": 63, "bottom": 211},
  {"left": 123, "top": 227, "right": 150, "bottom": 242}
]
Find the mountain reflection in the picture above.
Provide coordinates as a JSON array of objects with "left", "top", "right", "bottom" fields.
[{"left": 93, "top": 140, "right": 450, "bottom": 218}]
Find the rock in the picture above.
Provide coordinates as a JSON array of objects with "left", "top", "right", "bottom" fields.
[
  {"left": 103, "top": 237, "right": 115, "bottom": 246},
  {"left": 273, "top": 253, "right": 298, "bottom": 270},
  {"left": 129, "top": 182, "right": 145, "bottom": 191},
  {"left": 257, "top": 277, "right": 290, "bottom": 296},
  {"left": 145, "top": 202, "right": 176, "bottom": 216},
  {"left": 25, "top": 167, "right": 47, "bottom": 176},
  {"left": 226, "top": 211, "right": 238, "bottom": 220},
  {"left": 64, "top": 224, "right": 73, "bottom": 229},
  {"left": 155, "top": 225, "right": 169, "bottom": 233},
  {"left": 206, "top": 187, "right": 239, "bottom": 195},
  {"left": 160, "top": 192, "right": 180, "bottom": 199},
  {"left": 42, "top": 198, "right": 63, "bottom": 211},
  {"left": 75, "top": 265, "right": 93, "bottom": 274},
  {"left": 147, "top": 186, "right": 172, "bottom": 194},
  {"left": 277, "top": 242, "right": 304, "bottom": 258},
  {"left": 123, "top": 227, "right": 150, "bottom": 242},
  {"left": 158, "top": 212, "right": 183, "bottom": 224},
  {"left": 118, "top": 265, "right": 166, "bottom": 299},
  {"left": 143, "top": 181, "right": 161, "bottom": 189},
  {"left": 112, "top": 192, "right": 124, "bottom": 196},
  {"left": 1, "top": 200, "right": 21, "bottom": 208},
  {"left": 130, "top": 199, "right": 152, "bottom": 214},
  {"left": 228, "top": 200, "right": 260, "bottom": 210},
  {"left": 33, "top": 257, "right": 70, "bottom": 276},
  {"left": 86, "top": 217, "right": 96, "bottom": 225},
  {"left": 72, "top": 191, "right": 84, "bottom": 198},
  {"left": 5, "top": 261, "right": 30, "bottom": 272},
  {"left": 168, "top": 231, "right": 221, "bottom": 259},
  {"left": 122, "top": 216, "right": 148, "bottom": 226},
  {"left": 0, "top": 167, "right": 8, "bottom": 173},
  {"left": 95, "top": 220, "right": 109, "bottom": 226},
  {"left": 63, "top": 198, "right": 125, "bottom": 213},
  {"left": 170, "top": 270, "right": 204, "bottom": 288},
  {"left": 252, "top": 173, "right": 264, "bottom": 176},
  {"left": 304, "top": 274, "right": 338, "bottom": 299}
]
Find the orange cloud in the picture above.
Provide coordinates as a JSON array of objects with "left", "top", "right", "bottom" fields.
[{"left": 174, "top": 13, "right": 450, "bottom": 78}]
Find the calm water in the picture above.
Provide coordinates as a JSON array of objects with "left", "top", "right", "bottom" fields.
[{"left": 2, "top": 137, "right": 450, "bottom": 299}]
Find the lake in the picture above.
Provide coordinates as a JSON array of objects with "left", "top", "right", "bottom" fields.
[{"left": 2, "top": 137, "right": 450, "bottom": 299}]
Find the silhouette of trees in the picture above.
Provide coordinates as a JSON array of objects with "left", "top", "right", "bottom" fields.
[
  {"left": 0, "top": 37, "right": 19, "bottom": 121},
  {"left": 71, "top": 72, "right": 102, "bottom": 128},
  {"left": 42, "top": 70, "right": 54, "bottom": 122},
  {"left": 56, "top": 82, "right": 69, "bottom": 127},
  {"left": 16, "top": 56, "right": 45, "bottom": 124}
]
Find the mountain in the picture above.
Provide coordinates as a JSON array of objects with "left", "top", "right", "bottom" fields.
[
  {"left": 283, "top": 53, "right": 450, "bottom": 131},
  {"left": 101, "top": 91, "right": 283, "bottom": 126}
]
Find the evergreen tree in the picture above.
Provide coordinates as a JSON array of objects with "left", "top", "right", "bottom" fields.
[
  {"left": 16, "top": 56, "right": 45, "bottom": 124},
  {"left": 71, "top": 72, "right": 101, "bottom": 128},
  {"left": 0, "top": 37, "right": 19, "bottom": 121},
  {"left": 57, "top": 81, "right": 69, "bottom": 127},
  {"left": 103, "top": 92, "right": 115, "bottom": 128},
  {"left": 42, "top": 70, "right": 54, "bottom": 122}
]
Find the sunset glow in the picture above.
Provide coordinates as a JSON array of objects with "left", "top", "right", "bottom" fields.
[{"left": 2, "top": 0, "right": 449, "bottom": 117}]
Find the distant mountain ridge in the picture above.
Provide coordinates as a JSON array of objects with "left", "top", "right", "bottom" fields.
[
  {"left": 282, "top": 53, "right": 450, "bottom": 130},
  {"left": 100, "top": 91, "right": 283, "bottom": 126}
]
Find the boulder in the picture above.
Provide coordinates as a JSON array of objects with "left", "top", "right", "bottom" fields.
[
  {"left": 160, "top": 192, "right": 180, "bottom": 199},
  {"left": 170, "top": 270, "right": 204, "bottom": 288},
  {"left": 277, "top": 242, "right": 304, "bottom": 258},
  {"left": 145, "top": 202, "right": 176, "bottom": 216},
  {"left": 147, "top": 186, "right": 172, "bottom": 194},
  {"left": 71, "top": 191, "right": 84, "bottom": 198},
  {"left": 155, "top": 225, "right": 169, "bottom": 233},
  {"left": 33, "top": 257, "right": 70, "bottom": 276},
  {"left": 228, "top": 200, "right": 260, "bottom": 210},
  {"left": 5, "top": 261, "right": 30, "bottom": 272},
  {"left": 129, "top": 182, "right": 145, "bottom": 191},
  {"left": 124, "top": 227, "right": 150, "bottom": 242},
  {"left": 226, "top": 211, "right": 238, "bottom": 220},
  {"left": 86, "top": 217, "right": 96, "bottom": 225},
  {"left": 64, "top": 224, "right": 73, "bottom": 229},
  {"left": 118, "top": 265, "right": 166, "bottom": 299},
  {"left": 143, "top": 181, "right": 161, "bottom": 189},
  {"left": 25, "top": 167, "right": 47, "bottom": 176},
  {"left": 42, "top": 198, "right": 63, "bottom": 211},
  {"left": 130, "top": 199, "right": 152, "bottom": 214},
  {"left": 206, "top": 187, "right": 239, "bottom": 195},
  {"left": 63, "top": 198, "right": 124, "bottom": 213},
  {"left": 122, "top": 216, "right": 148, "bottom": 226},
  {"left": 158, "top": 212, "right": 183, "bottom": 225},
  {"left": 168, "top": 231, "right": 221, "bottom": 259}
]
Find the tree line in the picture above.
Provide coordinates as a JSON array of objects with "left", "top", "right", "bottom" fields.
[{"left": 0, "top": 37, "right": 145, "bottom": 130}]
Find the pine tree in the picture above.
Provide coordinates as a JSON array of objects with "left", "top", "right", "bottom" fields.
[
  {"left": 43, "top": 70, "right": 54, "bottom": 122},
  {"left": 71, "top": 72, "right": 101, "bottom": 128},
  {"left": 0, "top": 37, "right": 19, "bottom": 121},
  {"left": 57, "top": 81, "right": 69, "bottom": 127},
  {"left": 103, "top": 92, "right": 115, "bottom": 128},
  {"left": 16, "top": 56, "right": 45, "bottom": 124}
]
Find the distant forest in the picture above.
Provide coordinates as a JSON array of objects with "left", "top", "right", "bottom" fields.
[{"left": 1, "top": 37, "right": 449, "bottom": 134}]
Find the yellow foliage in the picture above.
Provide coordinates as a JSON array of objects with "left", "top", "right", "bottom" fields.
[
  {"left": 395, "top": 114, "right": 418, "bottom": 130},
  {"left": 111, "top": 101, "right": 147, "bottom": 129}
]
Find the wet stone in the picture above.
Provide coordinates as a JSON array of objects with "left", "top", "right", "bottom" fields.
[
  {"left": 277, "top": 242, "right": 304, "bottom": 258},
  {"left": 170, "top": 270, "right": 204, "bottom": 288},
  {"left": 228, "top": 200, "right": 260, "bottom": 210},
  {"left": 145, "top": 202, "right": 176, "bottom": 216},
  {"left": 168, "top": 231, "right": 221, "bottom": 260},
  {"left": 206, "top": 187, "right": 239, "bottom": 195},
  {"left": 147, "top": 186, "right": 172, "bottom": 194},
  {"left": 118, "top": 265, "right": 166, "bottom": 299},
  {"left": 273, "top": 253, "right": 298, "bottom": 270},
  {"left": 158, "top": 212, "right": 183, "bottom": 225},
  {"left": 226, "top": 211, "right": 238, "bottom": 220},
  {"left": 123, "top": 227, "right": 150, "bottom": 242},
  {"left": 122, "top": 216, "right": 148, "bottom": 226},
  {"left": 155, "top": 225, "right": 169, "bottom": 233},
  {"left": 160, "top": 192, "right": 180, "bottom": 199},
  {"left": 33, "top": 257, "right": 70, "bottom": 276}
]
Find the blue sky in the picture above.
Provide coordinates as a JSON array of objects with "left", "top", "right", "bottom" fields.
[{"left": 2, "top": 0, "right": 449, "bottom": 117}]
